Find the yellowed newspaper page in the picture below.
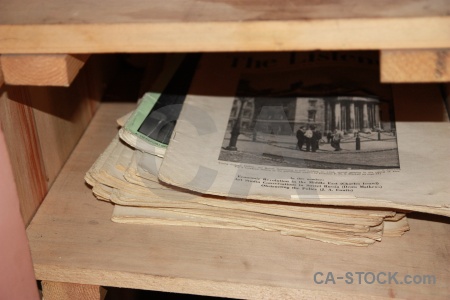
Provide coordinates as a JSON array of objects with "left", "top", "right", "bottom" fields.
[{"left": 158, "top": 52, "right": 450, "bottom": 216}]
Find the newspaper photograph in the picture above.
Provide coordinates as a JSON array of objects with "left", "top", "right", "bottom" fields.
[
  {"left": 158, "top": 51, "right": 450, "bottom": 216},
  {"left": 219, "top": 94, "right": 399, "bottom": 170}
]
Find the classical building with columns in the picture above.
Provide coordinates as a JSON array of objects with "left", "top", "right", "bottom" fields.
[
  {"left": 298, "top": 96, "right": 391, "bottom": 134},
  {"left": 228, "top": 96, "right": 394, "bottom": 136}
]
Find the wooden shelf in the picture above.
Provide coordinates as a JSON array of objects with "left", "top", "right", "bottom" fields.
[
  {"left": 0, "top": 0, "right": 449, "bottom": 53},
  {"left": 4, "top": 1, "right": 448, "bottom": 298},
  {"left": 26, "top": 102, "right": 450, "bottom": 299}
]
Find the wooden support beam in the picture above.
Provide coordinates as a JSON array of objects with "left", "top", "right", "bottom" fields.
[
  {"left": 0, "top": 86, "right": 48, "bottom": 224},
  {"left": 0, "top": 54, "right": 90, "bottom": 87},
  {"left": 381, "top": 49, "right": 450, "bottom": 83},
  {"left": 41, "top": 282, "right": 106, "bottom": 300},
  {"left": 0, "top": 55, "right": 117, "bottom": 225}
]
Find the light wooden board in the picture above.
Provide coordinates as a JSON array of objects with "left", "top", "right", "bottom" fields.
[
  {"left": 0, "top": 86, "right": 48, "bottom": 224},
  {"left": 2, "top": 0, "right": 449, "bottom": 24},
  {"left": 381, "top": 49, "right": 450, "bottom": 83},
  {"left": 0, "top": 0, "right": 449, "bottom": 53},
  {"left": 41, "top": 282, "right": 105, "bottom": 300},
  {"left": 0, "top": 54, "right": 90, "bottom": 86},
  {"left": 0, "top": 55, "right": 116, "bottom": 225},
  {"left": 27, "top": 103, "right": 450, "bottom": 299},
  {"left": 28, "top": 56, "right": 113, "bottom": 186}
]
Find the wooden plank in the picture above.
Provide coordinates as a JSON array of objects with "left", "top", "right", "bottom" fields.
[
  {"left": 0, "top": 19, "right": 448, "bottom": 54},
  {"left": 2, "top": 0, "right": 449, "bottom": 25},
  {"left": 0, "top": 55, "right": 115, "bottom": 225},
  {"left": 42, "top": 282, "right": 106, "bottom": 300},
  {"left": 0, "top": 86, "right": 48, "bottom": 225},
  {"left": 0, "top": 54, "right": 90, "bottom": 86},
  {"left": 0, "top": 124, "right": 40, "bottom": 300},
  {"left": 381, "top": 49, "right": 450, "bottom": 82},
  {"left": 28, "top": 86, "right": 93, "bottom": 186},
  {"left": 0, "top": 0, "right": 449, "bottom": 53},
  {"left": 28, "top": 55, "right": 117, "bottom": 204},
  {"left": 28, "top": 56, "right": 105, "bottom": 186},
  {"left": 27, "top": 102, "right": 450, "bottom": 299}
]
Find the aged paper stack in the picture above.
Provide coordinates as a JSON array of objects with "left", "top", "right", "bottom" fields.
[
  {"left": 85, "top": 133, "right": 409, "bottom": 247},
  {"left": 86, "top": 51, "right": 449, "bottom": 246}
]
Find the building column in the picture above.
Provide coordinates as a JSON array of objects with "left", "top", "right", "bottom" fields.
[
  {"left": 362, "top": 103, "right": 369, "bottom": 132},
  {"left": 374, "top": 104, "right": 380, "bottom": 130},
  {"left": 334, "top": 101, "right": 341, "bottom": 130},
  {"left": 349, "top": 102, "right": 355, "bottom": 132}
]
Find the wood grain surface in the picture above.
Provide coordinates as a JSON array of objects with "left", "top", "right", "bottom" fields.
[
  {"left": 381, "top": 49, "right": 450, "bottom": 82},
  {"left": 0, "top": 55, "right": 116, "bottom": 224},
  {"left": 42, "top": 282, "right": 106, "bottom": 300},
  {"left": 27, "top": 102, "right": 450, "bottom": 299},
  {"left": 1, "top": 54, "right": 90, "bottom": 86},
  {"left": 0, "top": 0, "right": 449, "bottom": 53},
  {"left": 0, "top": 86, "right": 48, "bottom": 224}
]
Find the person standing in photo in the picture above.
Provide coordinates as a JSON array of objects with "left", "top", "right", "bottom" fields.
[
  {"left": 331, "top": 128, "right": 344, "bottom": 151},
  {"left": 304, "top": 126, "right": 313, "bottom": 152},
  {"left": 311, "top": 125, "right": 322, "bottom": 152},
  {"left": 327, "top": 131, "right": 333, "bottom": 143},
  {"left": 296, "top": 126, "right": 306, "bottom": 151}
]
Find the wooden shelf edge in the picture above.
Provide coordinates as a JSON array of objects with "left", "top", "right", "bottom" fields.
[
  {"left": 1, "top": 17, "right": 449, "bottom": 54},
  {"left": 34, "top": 265, "right": 387, "bottom": 300}
]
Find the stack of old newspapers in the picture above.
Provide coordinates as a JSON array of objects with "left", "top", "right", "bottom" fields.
[{"left": 85, "top": 52, "right": 450, "bottom": 246}]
